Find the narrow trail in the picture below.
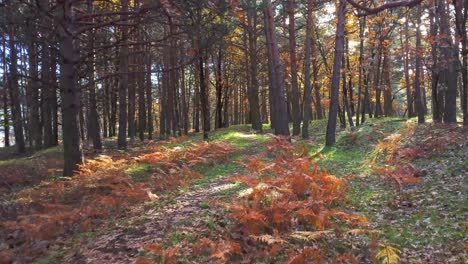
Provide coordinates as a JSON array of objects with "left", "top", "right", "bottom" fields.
[
  {"left": 65, "top": 178, "right": 237, "bottom": 264},
  {"left": 63, "top": 136, "right": 261, "bottom": 264}
]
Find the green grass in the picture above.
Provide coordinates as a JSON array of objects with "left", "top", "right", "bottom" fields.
[{"left": 125, "top": 163, "right": 154, "bottom": 182}]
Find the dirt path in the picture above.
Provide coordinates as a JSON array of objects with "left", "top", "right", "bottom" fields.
[{"left": 64, "top": 177, "right": 238, "bottom": 264}]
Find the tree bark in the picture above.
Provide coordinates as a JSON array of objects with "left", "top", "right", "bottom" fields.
[
  {"left": 326, "top": 0, "right": 346, "bottom": 146},
  {"left": 246, "top": 0, "right": 263, "bottom": 132},
  {"left": 58, "top": 0, "right": 83, "bottom": 175},
  {"left": 414, "top": 5, "right": 425, "bottom": 124},
  {"left": 8, "top": 26, "right": 26, "bottom": 153},
  {"left": 286, "top": 0, "right": 301, "bottom": 135},
  {"left": 118, "top": 0, "right": 129, "bottom": 149},
  {"left": 263, "top": 0, "right": 289, "bottom": 136}
]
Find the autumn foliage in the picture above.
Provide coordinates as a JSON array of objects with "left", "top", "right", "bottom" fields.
[
  {"left": 0, "top": 140, "right": 234, "bottom": 262},
  {"left": 190, "top": 136, "right": 368, "bottom": 262},
  {"left": 372, "top": 123, "right": 463, "bottom": 192}
]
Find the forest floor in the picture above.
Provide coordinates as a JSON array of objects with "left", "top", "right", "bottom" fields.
[{"left": 0, "top": 118, "right": 466, "bottom": 263}]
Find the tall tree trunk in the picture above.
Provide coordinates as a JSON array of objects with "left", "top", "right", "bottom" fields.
[
  {"left": 193, "top": 60, "right": 201, "bottom": 132},
  {"left": 439, "top": 0, "right": 458, "bottom": 123},
  {"left": 58, "top": 0, "right": 83, "bottom": 175},
  {"left": 264, "top": 0, "right": 289, "bottom": 136},
  {"left": 382, "top": 41, "right": 394, "bottom": 116},
  {"left": 51, "top": 46, "right": 59, "bottom": 146},
  {"left": 42, "top": 42, "right": 53, "bottom": 147},
  {"left": 199, "top": 54, "right": 209, "bottom": 140},
  {"left": 146, "top": 49, "right": 153, "bottom": 139},
  {"left": 247, "top": 0, "right": 263, "bottom": 131},
  {"left": 286, "top": 0, "right": 301, "bottom": 135},
  {"left": 404, "top": 16, "right": 414, "bottom": 118},
  {"left": 86, "top": 0, "right": 102, "bottom": 150},
  {"left": 453, "top": 0, "right": 467, "bottom": 125},
  {"left": 373, "top": 44, "right": 383, "bottom": 117},
  {"left": 26, "top": 24, "right": 42, "bottom": 150},
  {"left": 2, "top": 34, "right": 10, "bottom": 147},
  {"left": 429, "top": 5, "right": 441, "bottom": 122},
  {"left": 302, "top": 0, "right": 313, "bottom": 139},
  {"left": 343, "top": 38, "right": 354, "bottom": 127},
  {"left": 118, "top": 0, "right": 129, "bottom": 149},
  {"left": 326, "top": 0, "right": 345, "bottom": 146},
  {"left": 8, "top": 26, "right": 25, "bottom": 153},
  {"left": 138, "top": 47, "right": 146, "bottom": 141},
  {"left": 215, "top": 48, "right": 224, "bottom": 129},
  {"left": 356, "top": 17, "right": 365, "bottom": 126},
  {"left": 415, "top": 5, "right": 425, "bottom": 124}
]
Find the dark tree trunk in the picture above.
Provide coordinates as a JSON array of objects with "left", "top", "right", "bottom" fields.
[
  {"left": 199, "top": 54, "right": 209, "bottom": 140},
  {"left": 326, "top": 0, "right": 346, "bottom": 147},
  {"left": 42, "top": 43, "right": 54, "bottom": 148},
  {"left": 382, "top": 43, "right": 394, "bottom": 116},
  {"left": 8, "top": 26, "right": 25, "bottom": 153},
  {"left": 215, "top": 48, "right": 224, "bottom": 129},
  {"left": 118, "top": 0, "right": 129, "bottom": 149},
  {"left": 86, "top": 0, "right": 102, "bottom": 150},
  {"left": 356, "top": 17, "right": 366, "bottom": 126},
  {"left": 146, "top": 49, "right": 153, "bottom": 139},
  {"left": 193, "top": 60, "right": 200, "bottom": 132},
  {"left": 302, "top": 0, "right": 314, "bottom": 139},
  {"left": 453, "top": 0, "right": 467, "bottom": 125},
  {"left": 58, "top": 0, "right": 83, "bottom": 175},
  {"left": 415, "top": 5, "right": 425, "bottom": 124},
  {"left": 2, "top": 35, "right": 10, "bottom": 147},
  {"left": 439, "top": 0, "right": 458, "bottom": 123},
  {"left": 404, "top": 17, "right": 414, "bottom": 118},
  {"left": 286, "top": 0, "right": 301, "bottom": 135},
  {"left": 26, "top": 24, "right": 42, "bottom": 150},
  {"left": 246, "top": 0, "right": 263, "bottom": 132},
  {"left": 264, "top": 0, "right": 289, "bottom": 136}
]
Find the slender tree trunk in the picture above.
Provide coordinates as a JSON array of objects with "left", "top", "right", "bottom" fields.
[
  {"left": 199, "top": 54, "right": 209, "bottom": 140},
  {"left": 51, "top": 46, "right": 59, "bottom": 146},
  {"left": 215, "top": 48, "right": 224, "bottom": 129},
  {"left": 193, "top": 60, "right": 200, "bottom": 132},
  {"left": 286, "top": 0, "right": 301, "bottom": 135},
  {"left": 8, "top": 26, "right": 25, "bottom": 153},
  {"left": 326, "top": 0, "right": 345, "bottom": 146},
  {"left": 247, "top": 0, "right": 263, "bottom": 131},
  {"left": 42, "top": 42, "right": 54, "bottom": 147},
  {"left": 343, "top": 38, "right": 354, "bottom": 127},
  {"left": 302, "top": 0, "right": 313, "bottom": 139},
  {"left": 118, "top": 0, "right": 129, "bottom": 149},
  {"left": 414, "top": 5, "right": 425, "bottom": 124},
  {"left": 146, "top": 49, "right": 153, "bottom": 139},
  {"left": 382, "top": 42, "right": 394, "bottom": 116},
  {"left": 373, "top": 45, "right": 383, "bottom": 117},
  {"left": 453, "top": 0, "right": 467, "bottom": 125},
  {"left": 2, "top": 35, "right": 10, "bottom": 147},
  {"left": 356, "top": 17, "right": 365, "bottom": 126},
  {"left": 26, "top": 24, "right": 42, "bottom": 150},
  {"left": 86, "top": 0, "right": 102, "bottom": 150},
  {"left": 404, "top": 17, "right": 414, "bottom": 118}
]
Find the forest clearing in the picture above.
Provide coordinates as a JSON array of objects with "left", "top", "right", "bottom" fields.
[{"left": 0, "top": 0, "right": 467, "bottom": 263}]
